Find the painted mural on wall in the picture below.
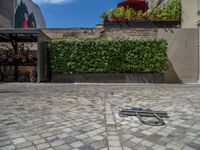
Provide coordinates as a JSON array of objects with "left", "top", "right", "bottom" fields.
[{"left": 15, "top": 1, "right": 36, "bottom": 28}]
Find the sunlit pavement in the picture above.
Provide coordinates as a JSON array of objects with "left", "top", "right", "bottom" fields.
[{"left": 0, "top": 83, "right": 200, "bottom": 150}]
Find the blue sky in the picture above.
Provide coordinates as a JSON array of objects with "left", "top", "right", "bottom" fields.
[{"left": 33, "top": 0, "right": 120, "bottom": 28}]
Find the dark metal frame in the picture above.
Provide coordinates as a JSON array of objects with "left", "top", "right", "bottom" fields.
[
  {"left": 119, "top": 107, "right": 169, "bottom": 126},
  {"left": 0, "top": 29, "right": 50, "bottom": 82}
]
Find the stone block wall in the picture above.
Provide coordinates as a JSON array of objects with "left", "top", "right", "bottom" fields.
[
  {"left": 42, "top": 28, "right": 199, "bottom": 83},
  {"left": 42, "top": 28, "right": 157, "bottom": 40}
]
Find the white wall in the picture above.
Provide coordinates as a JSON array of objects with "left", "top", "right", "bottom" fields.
[
  {"left": 158, "top": 29, "right": 199, "bottom": 83},
  {"left": 182, "top": 0, "right": 198, "bottom": 28},
  {"left": 197, "top": 1, "right": 200, "bottom": 83}
]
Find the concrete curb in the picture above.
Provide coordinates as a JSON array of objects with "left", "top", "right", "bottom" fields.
[{"left": 105, "top": 102, "right": 123, "bottom": 150}]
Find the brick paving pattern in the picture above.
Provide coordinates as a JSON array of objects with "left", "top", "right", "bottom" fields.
[{"left": 0, "top": 83, "right": 200, "bottom": 150}]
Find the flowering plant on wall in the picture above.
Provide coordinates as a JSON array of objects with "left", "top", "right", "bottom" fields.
[
  {"left": 101, "top": 0, "right": 181, "bottom": 22},
  {"left": 0, "top": 45, "right": 36, "bottom": 66}
]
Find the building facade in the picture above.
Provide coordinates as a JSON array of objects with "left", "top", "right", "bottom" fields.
[
  {"left": 0, "top": 0, "right": 15, "bottom": 28},
  {"left": 0, "top": 0, "right": 45, "bottom": 28},
  {"left": 181, "top": 0, "right": 199, "bottom": 28},
  {"left": 198, "top": 0, "right": 200, "bottom": 83},
  {"left": 198, "top": 0, "right": 200, "bottom": 25}
]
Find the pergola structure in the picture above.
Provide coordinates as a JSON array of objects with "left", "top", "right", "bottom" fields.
[{"left": 0, "top": 29, "right": 50, "bottom": 82}]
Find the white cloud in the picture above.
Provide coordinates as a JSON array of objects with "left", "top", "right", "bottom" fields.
[{"left": 33, "top": 0, "right": 74, "bottom": 4}]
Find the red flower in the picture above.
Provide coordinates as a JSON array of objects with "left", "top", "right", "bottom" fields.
[
  {"left": 2, "top": 55, "right": 7, "bottom": 59},
  {"left": 22, "top": 58, "right": 26, "bottom": 63},
  {"left": 8, "top": 58, "right": 13, "bottom": 62},
  {"left": 28, "top": 54, "right": 33, "bottom": 60},
  {"left": 15, "top": 55, "right": 20, "bottom": 59}
]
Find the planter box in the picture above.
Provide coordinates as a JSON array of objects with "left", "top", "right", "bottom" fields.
[
  {"left": 51, "top": 73, "right": 164, "bottom": 83},
  {"left": 103, "top": 20, "right": 181, "bottom": 28},
  {"left": 110, "top": 17, "right": 128, "bottom": 22}
]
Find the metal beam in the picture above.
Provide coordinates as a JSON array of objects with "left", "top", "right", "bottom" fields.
[{"left": 0, "top": 29, "right": 51, "bottom": 82}]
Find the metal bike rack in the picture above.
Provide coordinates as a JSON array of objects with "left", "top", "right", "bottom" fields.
[{"left": 119, "top": 107, "right": 169, "bottom": 126}]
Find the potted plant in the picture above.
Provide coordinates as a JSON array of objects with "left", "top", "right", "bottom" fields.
[
  {"left": 165, "top": 0, "right": 181, "bottom": 20},
  {"left": 116, "top": 7, "right": 127, "bottom": 21},
  {"left": 148, "top": 6, "right": 161, "bottom": 21},
  {"left": 148, "top": 0, "right": 181, "bottom": 21},
  {"left": 107, "top": 7, "right": 128, "bottom": 22},
  {"left": 133, "top": 10, "right": 145, "bottom": 20},
  {"left": 124, "top": 7, "right": 136, "bottom": 21},
  {"left": 100, "top": 12, "right": 109, "bottom": 22},
  {"left": 107, "top": 8, "right": 118, "bottom": 22}
]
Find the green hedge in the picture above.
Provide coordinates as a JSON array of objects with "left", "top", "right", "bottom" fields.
[{"left": 50, "top": 40, "right": 168, "bottom": 73}]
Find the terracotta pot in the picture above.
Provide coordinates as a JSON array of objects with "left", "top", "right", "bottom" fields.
[
  {"left": 118, "top": 17, "right": 128, "bottom": 22},
  {"left": 110, "top": 17, "right": 128, "bottom": 22},
  {"left": 150, "top": 16, "right": 181, "bottom": 21},
  {"left": 167, "top": 16, "right": 181, "bottom": 21},
  {"left": 110, "top": 18, "right": 117, "bottom": 22},
  {"left": 133, "top": 16, "right": 145, "bottom": 21},
  {"left": 149, "top": 16, "right": 160, "bottom": 21}
]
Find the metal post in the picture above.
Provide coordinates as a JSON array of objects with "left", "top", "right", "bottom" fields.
[
  {"left": 11, "top": 39, "right": 18, "bottom": 82},
  {"left": 37, "top": 37, "right": 41, "bottom": 83},
  {"left": 198, "top": 27, "right": 200, "bottom": 83}
]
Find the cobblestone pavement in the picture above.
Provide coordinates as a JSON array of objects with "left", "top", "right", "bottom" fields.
[{"left": 0, "top": 83, "right": 200, "bottom": 150}]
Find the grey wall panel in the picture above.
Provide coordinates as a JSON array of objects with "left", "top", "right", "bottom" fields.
[{"left": 158, "top": 28, "right": 199, "bottom": 83}]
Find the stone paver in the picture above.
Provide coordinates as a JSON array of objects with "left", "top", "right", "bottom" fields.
[
  {"left": 0, "top": 83, "right": 200, "bottom": 150},
  {"left": 12, "top": 138, "right": 26, "bottom": 145}
]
